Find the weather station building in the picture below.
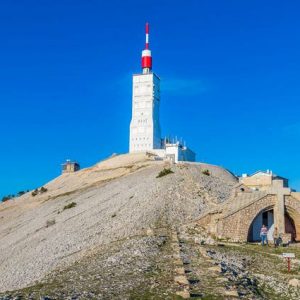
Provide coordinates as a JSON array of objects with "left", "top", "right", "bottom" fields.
[{"left": 129, "top": 23, "right": 195, "bottom": 163}]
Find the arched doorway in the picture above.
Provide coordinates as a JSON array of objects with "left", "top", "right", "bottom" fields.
[
  {"left": 248, "top": 207, "right": 274, "bottom": 242},
  {"left": 248, "top": 206, "right": 299, "bottom": 242},
  {"left": 285, "top": 212, "right": 297, "bottom": 241}
]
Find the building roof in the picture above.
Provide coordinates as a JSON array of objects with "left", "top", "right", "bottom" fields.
[{"left": 243, "top": 170, "right": 287, "bottom": 181}]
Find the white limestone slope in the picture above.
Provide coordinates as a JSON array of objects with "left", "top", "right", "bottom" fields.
[{"left": 0, "top": 153, "right": 237, "bottom": 292}]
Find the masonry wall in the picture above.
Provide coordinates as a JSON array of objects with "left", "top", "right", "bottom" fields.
[
  {"left": 240, "top": 175, "right": 272, "bottom": 188},
  {"left": 196, "top": 212, "right": 221, "bottom": 235},
  {"left": 284, "top": 195, "right": 300, "bottom": 241},
  {"left": 217, "top": 195, "right": 276, "bottom": 242}
]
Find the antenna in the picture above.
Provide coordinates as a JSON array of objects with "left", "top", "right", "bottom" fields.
[
  {"left": 145, "top": 22, "right": 149, "bottom": 49},
  {"left": 141, "top": 22, "right": 152, "bottom": 73}
]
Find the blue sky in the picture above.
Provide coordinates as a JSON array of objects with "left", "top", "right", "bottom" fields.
[{"left": 0, "top": 0, "right": 300, "bottom": 198}]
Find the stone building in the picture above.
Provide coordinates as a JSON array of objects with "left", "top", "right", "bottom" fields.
[
  {"left": 197, "top": 170, "right": 300, "bottom": 243},
  {"left": 239, "top": 170, "right": 289, "bottom": 191},
  {"left": 61, "top": 160, "right": 80, "bottom": 174}
]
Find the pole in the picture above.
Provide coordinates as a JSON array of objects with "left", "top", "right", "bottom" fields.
[{"left": 287, "top": 257, "right": 291, "bottom": 272}]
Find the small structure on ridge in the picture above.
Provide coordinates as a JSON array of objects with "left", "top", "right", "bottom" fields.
[{"left": 61, "top": 160, "right": 80, "bottom": 174}]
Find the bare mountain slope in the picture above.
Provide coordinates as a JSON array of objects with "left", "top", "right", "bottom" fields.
[{"left": 0, "top": 153, "right": 237, "bottom": 294}]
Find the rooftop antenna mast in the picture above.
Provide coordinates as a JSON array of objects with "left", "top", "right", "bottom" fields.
[{"left": 141, "top": 22, "right": 152, "bottom": 74}]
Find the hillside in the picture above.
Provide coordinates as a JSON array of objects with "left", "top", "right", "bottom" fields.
[
  {"left": 0, "top": 153, "right": 236, "bottom": 296},
  {"left": 1, "top": 153, "right": 299, "bottom": 300}
]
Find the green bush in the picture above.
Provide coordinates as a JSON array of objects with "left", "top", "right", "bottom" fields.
[
  {"left": 31, "top": 189, "right": 39, "bottom": 197},
  {"left": 202, "top": 169, "right": 210, "bottom": 176},
  {"left": 40, "top": 186, "right": 48, "bottom": 193},
  {"left": 2, "top": 195, "right": 13, "bottom": 202},
  {"left": 156, "top": 168, "right": 174, "bottom": 178},
  {"left": 2, "top": 190, "right": 29, "bottom": 202},
  {"left": 63, "top": 202, "right": 77, "bottom": 210},
  {"left": 31, "top": 187, "right": 48, "bottom": 197}
]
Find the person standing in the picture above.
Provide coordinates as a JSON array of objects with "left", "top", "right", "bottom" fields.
[
  {"left": 260, "top": 224, "right": 268, "bottom": 246},
  {"left": 273, "top": 227, "right": 279, "bottom": 248}
]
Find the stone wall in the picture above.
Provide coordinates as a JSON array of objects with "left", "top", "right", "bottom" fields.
[
  {"left": 196, "top": 212, "right": 221, "bottom": 236},
  {"left": 217, "top": 195, "right": 276, "bottom": 242},
  {"left": 291, "top": 192, "right": 300, "bottom": 201},
  {"left": 284, "top": 195, "right": 300, "bottom": 241},
  {"left": 240, "top": 175, "right": 272, "bottom": 188}
]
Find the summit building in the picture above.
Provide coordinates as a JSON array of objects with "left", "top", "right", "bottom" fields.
[{"left": 129, "top": 23, "right": 195, "bottom": 163}]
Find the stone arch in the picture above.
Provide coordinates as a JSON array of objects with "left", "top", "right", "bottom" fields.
[
  {"left": 218, "top": 194, "right": 300, "bottom": 242},
  {"left": 284, "top": 196, "right": 300, "bottom": 241},
  {"left": 245, "top": 195, "right": 300, "bottom": 242},
  {"left": 247, "top": 205, "right": 274, "bottom": 242},
  {"left": 219, "top": 195, "right": 276, "bottom": 242},
  {"left": 285, "top": 211, "right": 297, "bottom": 241}
]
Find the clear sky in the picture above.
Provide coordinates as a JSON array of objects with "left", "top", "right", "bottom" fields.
[{"left": 0, "top": 0, "right": 300, "bottom": 198}]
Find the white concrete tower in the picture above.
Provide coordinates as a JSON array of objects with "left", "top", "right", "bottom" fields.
[{"left": 129, "top": 23, "right": 162, "bottom": 152}]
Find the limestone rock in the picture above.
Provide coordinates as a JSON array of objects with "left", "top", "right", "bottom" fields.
[
  {"left": 289, "top": 278, "right": 300, "bottom": 287},
  {"left": 146, "top": 228, "right": 154, "bottom": 236},
  {"left": 208, "top": 265, "right": 221, "bottom": 273},
  {"left": 174, "top": 275, "right": 189, "bottom": 285},
  {"left": 224, "top": 290, "right": 239, "bottom": 297},
  {"left": 176, "top": 289, "right": 190, "bottom": 299},
  {"left": 174, "top": 259, "right": 184, "bottom": 266},
  {"left": 174, "top": 267, "right": 185, "bottom": 275}
]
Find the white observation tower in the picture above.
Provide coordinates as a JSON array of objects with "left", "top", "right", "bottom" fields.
[
  {"left": 129, "top": 23, "right": 162, "bottom": 153},
  {"left": 129, "top": 23, "right": 196, "bottom": 163}
]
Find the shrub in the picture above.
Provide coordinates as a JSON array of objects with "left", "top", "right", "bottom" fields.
[
  {"left": 40, "top": 187, "right": 48, "bottom": 193},
  {"left": 63, "top": 202, "right": 77, "bottom": 210},
  {"left": 2, "top": 195, "right": 13, "bottom": 202},
  {"left": 31, "top": 189, "right": 39, "bottom": 197},
  {"left": 46, "top": 219, "right": 55, "bottom": 227},
  {"left": 31, "top": 187, "right": 48, "bottom": 197},
  {"left": 202, "top": 169, "right": 210, "bottom": 176},
  {"left": 111, "top": 213, "right": 117, "bottom": 218},
  {"left": 156, "top": 168, "right": 174, "bottom": 178}
]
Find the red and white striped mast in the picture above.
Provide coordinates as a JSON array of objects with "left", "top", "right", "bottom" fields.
[{"left": 141, "top": 22, "right": 152, "bottom": 74}]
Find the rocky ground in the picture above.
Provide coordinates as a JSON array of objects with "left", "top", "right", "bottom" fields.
[
  {"left": 0, "top": 153, "right": 299, "bottom": 299},
  {"left": 0, "top": 153, "right": 236, "bottom": 295},
  {"left": 177, "top": 223, "right": 300, "bottom": 299},
  {"left": 1, "top": 225, "right": 300, "bottom": 299},
  {"left": 0, "top": 234, "right": 175, "bottom": 299}
]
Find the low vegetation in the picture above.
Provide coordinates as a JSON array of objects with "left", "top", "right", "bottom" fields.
[
  {"left": 1, "top": 195, "right": 15, "bottom": 202},
  {"left": 156, "top": 168, "right": 174, "bottom": 178},
  {"left": 32, "top": 187, "right": 48, "bottom": 197},
  {"left": 202, "top": 169, "right": 210, "bottom": 176},
  {"left": 63, "top": 202, "right": 77, "bottom": 210},
  {"left": 40, "top": 186, "right": 48, "bottom": 193},
  {"left": 31, "top": 189, "right": 39, "bottom": 197},
  {"left": 1, "top": 190, "right": 29, "bottom": 202},
  {"left": 17, "top": 191, "right": 27, "bottom": 196}
]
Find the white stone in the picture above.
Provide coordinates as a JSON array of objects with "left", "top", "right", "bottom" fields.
[
  {"left": 176, "top": 290, "right": 190, "bottom": 299},
  {"left": 288, "top": 278, "right": 300, "bottom": 287}
]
